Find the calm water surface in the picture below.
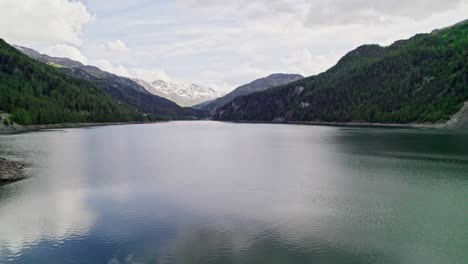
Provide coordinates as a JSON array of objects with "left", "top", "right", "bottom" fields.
[{"left": 0, "top": 121, "right": 467, "bottom": 264}]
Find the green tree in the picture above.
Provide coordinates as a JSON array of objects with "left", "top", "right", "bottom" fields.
[{"left": 0, "top": 39, "right": 145, "bottom": 125}]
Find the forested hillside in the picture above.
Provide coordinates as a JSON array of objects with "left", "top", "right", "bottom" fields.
[
  {"left": 15, "top": 45, "right": 203, "bottom": 120},
  {"left": 197, "top": 74, "right": 303, "bottom": 113},
  {"left": 214, "top": 20, "right": 468, "bottom": 124},
  {"left": 61, "top": 67, "right": 202, "bottom": 119},
  {"left": 0, "top": 39, "right": 144, "bottom": 125}
]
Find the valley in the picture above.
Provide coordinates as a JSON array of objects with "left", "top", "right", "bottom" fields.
[
  {"left": 2, "top": 20, "right": 467, "bottom": 129},
  {"left": 1, "top": 2, "right": 468, "bottom": 263}
]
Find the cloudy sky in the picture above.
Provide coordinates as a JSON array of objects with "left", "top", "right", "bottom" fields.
[{"left": 0, "top": 0, "right": 467, "bottom": 91}]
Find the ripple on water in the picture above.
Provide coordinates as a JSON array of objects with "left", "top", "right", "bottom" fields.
[{"left": 0, "top": 123, "right": 467, "bottom": 264}]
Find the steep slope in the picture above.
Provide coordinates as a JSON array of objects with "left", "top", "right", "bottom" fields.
[
  {"left": 446, "top": 102, "right": 468, "bottom": 128},
  {"left": 135, "top": 79, "right": 224, "bottom": 107},
  {"left": 0, "top": 39, "right": 142, "bottom": 125},
  {"left": 214, "top": 21, "right": 468, "bottom": 126},
  {"left": 14, "top": 46, "right": 202, "bottom": 120},
  {"left": 198, "top": 74, "right": 303, "bottom": 113}
]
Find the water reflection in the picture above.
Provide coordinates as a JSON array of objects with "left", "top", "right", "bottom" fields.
[
  {"left": 155, "top": 226, "right": 397, "bottom": 264},
  {"left": 0, "top": 131, "right": 95, "bottom": 256},
  {"left": 0, "top": 123, "right": 467, "bottom": 264}
]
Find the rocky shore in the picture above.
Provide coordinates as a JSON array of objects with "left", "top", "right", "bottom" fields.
[
  {"left": 0, "top": 121, "right": 153, "bottom": 135},
  {"left": 0, "top": 157, "right": 27, "bottom": 185}
]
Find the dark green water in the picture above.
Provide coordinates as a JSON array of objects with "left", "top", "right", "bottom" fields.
[{"left": 0, "top": 121, "right": 467, "bottom": 264}]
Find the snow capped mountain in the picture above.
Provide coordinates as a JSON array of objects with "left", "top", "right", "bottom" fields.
[{"left": 134, "top": 79, "right": 225, "bottom": 107}]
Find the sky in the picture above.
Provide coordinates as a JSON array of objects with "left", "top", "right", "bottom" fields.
[{"left": 0, "top": 0, "right": 467, "bottom": 92}]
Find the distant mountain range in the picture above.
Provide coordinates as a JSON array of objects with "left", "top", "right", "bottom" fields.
[
  {"left": 134, "top": 79, "right": 225, "bottom": 107},
  {"left": 3, "top": 19, "right": 468, "bottom": 128},
  {"left": 13, "top": 45, "right": 202, "bottom": 120},
  {"left": 214, "top": 20, "right": 468, "bottom": 127},
  {"left": 195, "top": 73, "right": 303, "bottom": 113},
  {"left": 12, "top": 44, "right": 305, "bottom": 121}
]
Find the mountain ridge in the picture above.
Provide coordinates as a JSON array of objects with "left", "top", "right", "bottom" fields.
[
  {"left": 13, "top": 45, "right": 202, "bottom": 119},
  {"left": 197, "top": 73, "right": 303, "bottom": 113},
  {"left": 134, "top": 79, "right": 225, "bottom": 107},
  {"left": 0, "top": 39, "right": 144, "bottom": 125},
  {"left": 214, "top": 20, "right": 468, "bottom": 128}
]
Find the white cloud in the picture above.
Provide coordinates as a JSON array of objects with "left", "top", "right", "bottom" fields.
[
  {"left": 92, "top": 59, "right": 131, "bottom": 77},
  {"left": 86, "top": 57, "right": 233, "bottom": 92},
  {"left": 129, "top": 68, "right": 172, "bottom": 82},
  {"left": 306, "top": 0, "right": 464, "bottom": 25},
  {"left": 0, "top": 0, "right": 94, "bottom": 46},
  {"left": 177, "top": 0, "right": 465, "bottom": 25},
  {"left": 91, "top": 59, "right": 172, "bottom": 83},
  {"left": 5, "top": 0, "right": 467, "bottom": 93},
  {"left": 104, "top": 39, "right": 130, "bottom": 52},
  {"left": 86, "top": 57, "right": 233, "bottom": 91},
  {"left": 197, "top": 64, "right": 269, "bottom": 90},
  {"left": 168, "top": 0, "right": 468, "bottom": 89},
  {"left": 202, "top": 80, "right": 233, "bottom": 93},
  {"left": 42, "top": 44, "right": 89, "bottom": 64},
  {"left": 281, "top": 48, "right": 341, "bottom": 77},
  {"left": 0, "top": 189, "right": 95, "bottom": 254}
]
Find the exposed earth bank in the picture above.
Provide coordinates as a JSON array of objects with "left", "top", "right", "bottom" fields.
[
  {"left": 0, "top": 121, "right": 156, "bottom": 135},
  {"left": 0, "top": 157, "right": 27, "bottom": 185}
]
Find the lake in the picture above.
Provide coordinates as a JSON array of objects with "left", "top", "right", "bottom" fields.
[{"left": 0, "top": 121, "right": 467, "bottom": 264}]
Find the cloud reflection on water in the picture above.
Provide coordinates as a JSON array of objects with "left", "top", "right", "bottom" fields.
[{"left": 0, "top": 131, "right": 96, "bottom": 256}]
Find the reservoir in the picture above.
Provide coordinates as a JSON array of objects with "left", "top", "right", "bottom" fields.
[{"left": 0, "top": 121, "right": 467, "bottom": 263}]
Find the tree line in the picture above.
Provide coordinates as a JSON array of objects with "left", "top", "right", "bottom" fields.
[
  {"left": 214, "top": 21, "right": 468, "bottom": 124},
  {"left": 0, "top": 39, "right": 148, "bottom": 125}
]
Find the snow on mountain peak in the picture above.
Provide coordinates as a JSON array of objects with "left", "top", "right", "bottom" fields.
[{"left": 133, "top": 79, "right": 225, "bottom": 107}]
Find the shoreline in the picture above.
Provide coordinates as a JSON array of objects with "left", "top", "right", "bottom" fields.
[
  {"left": 287, "top": 120, "right": 447, "bottom": 129},
  {"left": 0, "top": 121, "right": 162, "bottom": 186},
  {"left": 221, "top": 120, "right": 448, "bottom": 129},
  {"left": 0, "top": 116, "right": 464, "bottom": 187},
  {"left": 0, "top": 122, "right": 128, "bottom": 185},
  {"left": 218, "top": 102, "right": 468, "bottom": 129},
  {"left": 1, "top": 102, "right": 466, "bottom": 134},
  {"left": 0, "top": 157, "right": 27, "bottom": 186},
  {"left": 1, "top": 117, "right": 465, "bottom": 135},
  {"left": 0, "top": 121, "right": 162, "bottom": 135}
]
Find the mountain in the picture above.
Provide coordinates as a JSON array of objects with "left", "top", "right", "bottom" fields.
[
  {"left": 197, "top": 73, "right": 303, "bottom": 113},
  {"left": 214, "top": 20, "right": 468, "bottom": 127},
  {"left": 14, "top": 45, "right": 202, "bottom": 120},
  {"left": 0, "top": 39, "right": 143, "bottom": 125},
  {"left": 135, "top": 79, "right": 225, "bottom": 107}
]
